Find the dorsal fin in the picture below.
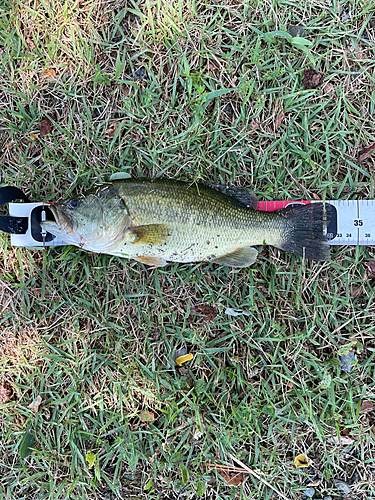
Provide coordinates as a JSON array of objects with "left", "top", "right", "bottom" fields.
[{"left": 208, "top": 184, "right": 258, "bottom": 209}]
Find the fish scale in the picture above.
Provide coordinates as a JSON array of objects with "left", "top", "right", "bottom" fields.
[{"left": 111, "top": 180, "right": 286, "bottom": 262}]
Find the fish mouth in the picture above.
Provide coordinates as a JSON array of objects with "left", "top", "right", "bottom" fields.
[{"left": 41, "top": 205, "right": 77, "bottom": 235}]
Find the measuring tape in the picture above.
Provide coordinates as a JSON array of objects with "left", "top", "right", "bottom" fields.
[
  {"left": 7, "top": 202, "right": 68, "bottom": 247},
  {"left": 2, "top": 195, "right": 374, "bottom": 248}
]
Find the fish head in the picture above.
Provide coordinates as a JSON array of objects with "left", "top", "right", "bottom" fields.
[{"left": 41, "top": 186, "right": 129, "bottom": 251}]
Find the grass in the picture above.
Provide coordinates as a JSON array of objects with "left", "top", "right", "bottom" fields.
[{"left": 1, "top": 0, "right": 375, "bottom": 498}]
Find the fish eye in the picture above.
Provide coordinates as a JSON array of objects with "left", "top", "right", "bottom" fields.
[{"left": 69, "top": 199, "right": 78, "bottom": 209}]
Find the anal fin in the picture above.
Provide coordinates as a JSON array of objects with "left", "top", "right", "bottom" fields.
[
  {"left": 211, "top": 247, "right": 258, "bottom": 268},
  {"left": 135, "top": 256, "right": 168, "bottom": 268}
]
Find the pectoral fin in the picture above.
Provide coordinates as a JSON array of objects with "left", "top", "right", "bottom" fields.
[
  {"left": 211, "top": 247, "right": 258, "bottom": 267},
  {"left": 130, "top": 224, "right": 170, "bottom": 245},
  {"left": 135, "top": 256, "right": 168, "bottom": 267}
]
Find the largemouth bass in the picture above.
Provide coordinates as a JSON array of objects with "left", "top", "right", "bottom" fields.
[{"left": 41, "top": 179, "right": 330, "bottom": 267}]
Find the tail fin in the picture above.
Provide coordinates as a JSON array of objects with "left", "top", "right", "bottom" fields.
[{"left": 276, "top": 203, "right": 331, "bottom": 262}]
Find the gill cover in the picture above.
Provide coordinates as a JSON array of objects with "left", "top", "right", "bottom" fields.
[{"left": 42, "top": 186, "right": 130, "bottom": 252}]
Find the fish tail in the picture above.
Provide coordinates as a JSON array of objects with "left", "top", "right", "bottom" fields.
[{"left": 276, "top": 203, "right": 330, "bottom": 262}]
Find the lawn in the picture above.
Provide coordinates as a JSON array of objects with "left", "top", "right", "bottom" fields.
[{"left": 1, "top": 0, "right": 375, "bottom": 499}]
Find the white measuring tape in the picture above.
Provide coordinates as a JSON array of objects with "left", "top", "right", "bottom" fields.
[
  {"left": 8, "top": 202, "right": 68, "bottom": 247},
  {"left": 320, "top": 200, "right": 374, "bottom": 246},
  {"left": 6, "top": 200, "right": 375, "bottom": 247}
]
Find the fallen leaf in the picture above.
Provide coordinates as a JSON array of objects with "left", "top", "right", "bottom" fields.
[
  {"left": 26, "top": 38, "right": 36, "bottom": 50},
  {"left": 175, "top": 353, "right": 194, "bottom": 366},
  {"left": 311, "top": 192, "right": 321, "bottom": 200},
  {"left": 42, "top": 68, "right": 56, "bottom": 79},
  {"left": 39, "top": 112, "right": 57, "bottom": 138},
  {"left": 303, "top": 68, "right": 324, "bottom": 89},
  {"left": 0, "top": 383, "right": 11, "bottom": 403},
  {"left": 85, "top": 450, "right": 96, "bottom": 468},
  {"left": 275, "top": 111, "right": 284, "bottom": 130},
  {"left": 360, "top": 400, "right": 374, "bottom": 412},
  {"left": 250, "top": 118, "right": 259, "bottom": 133},
  {"left": 330, "top": 435, "right": 355, "bottom": 445},
  {"left": 139, "top": 410, "right": 155, "bottom": 422},
  {"left": 359, "top": 143, "right": 375, "bottom": 162},
  {"left": 27, "top": 395, "right": 42, "bottom": 414},
  {"left": 188, "top": 304, "right": 218, "bottom": 323},
  {"left": 218, "top": 470, "right": 246, "bottom": 487},
  {"left": 39, "top": 117, "right": 52, "bottom": 137},
  {"left": 106, "top": 123, "right": 119, "bottom": 137},
  {"left": 29, "top": 133, "right": 39, "bottom": 141},
  {"left": 294, "top": 454, "right": 310, "bottom": 467},
  {"left": 109, "top": 172, "right": 131, "bottom": 181},
  {"left": 208, "top": 463, "right": 248, "bottom": 487},
  {"left": 225, "top": 308, "right": 251, "bottom": 317},
  {"left": 306, "top": 478, "right": 321, "bottom": 487}
]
